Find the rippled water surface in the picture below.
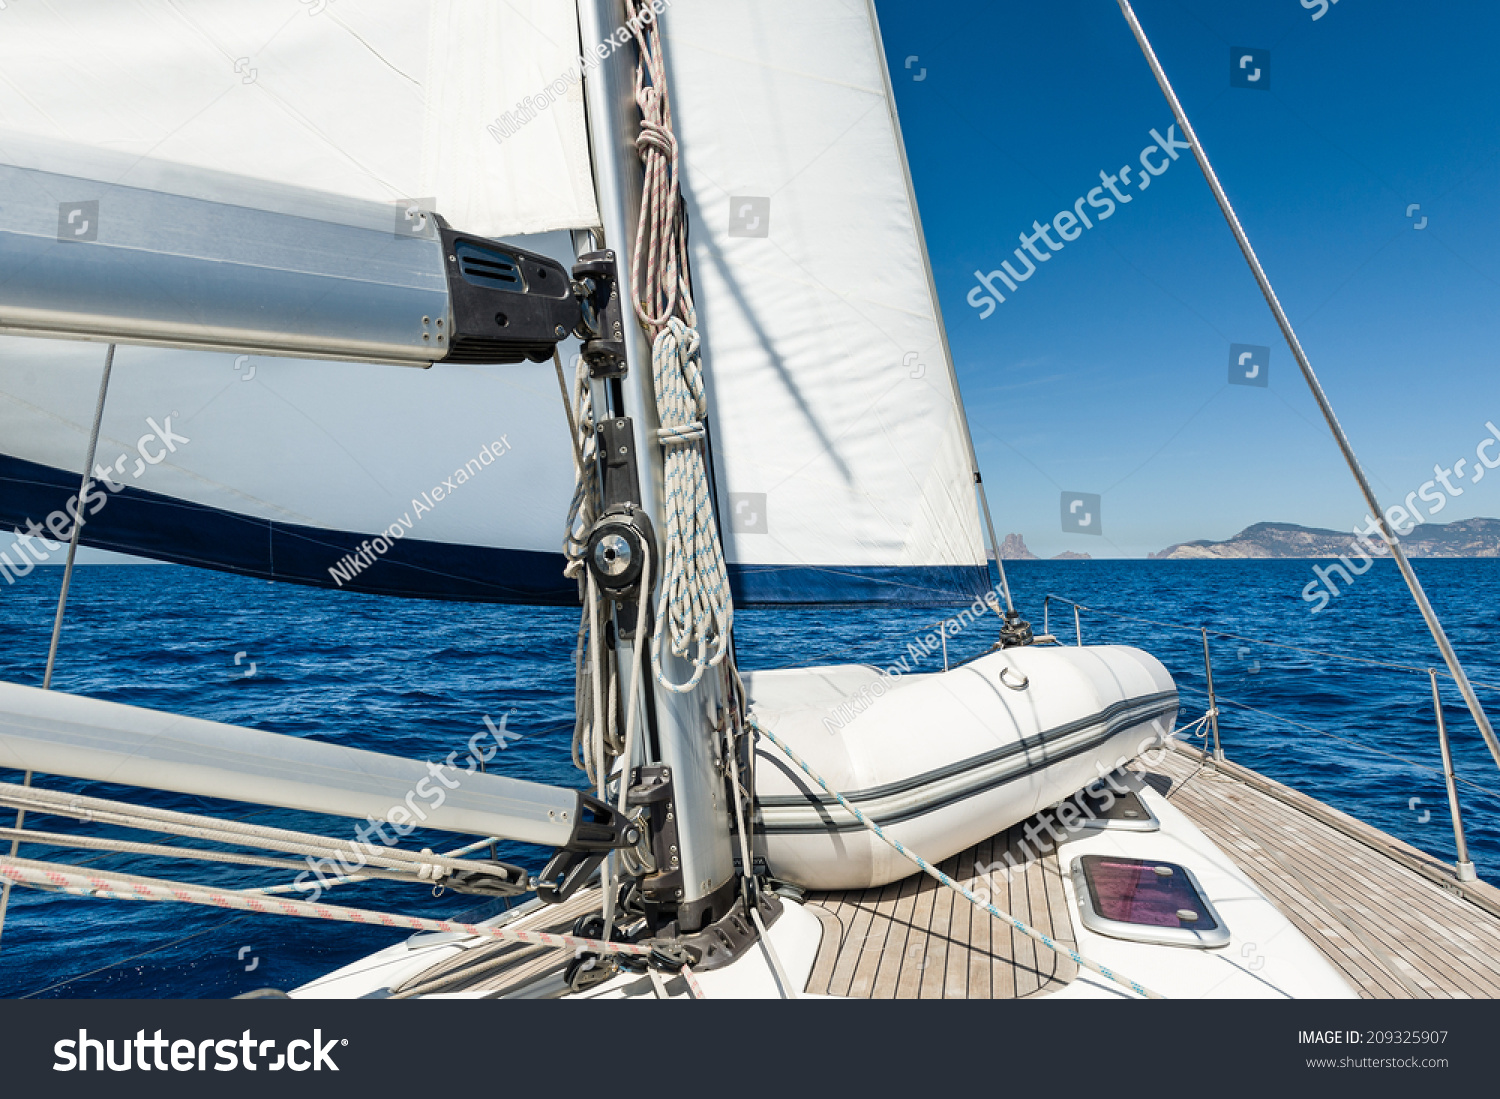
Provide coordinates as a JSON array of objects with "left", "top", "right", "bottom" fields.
[{"left": 0, "top": 559, "right": 1495, "bottom": 997}]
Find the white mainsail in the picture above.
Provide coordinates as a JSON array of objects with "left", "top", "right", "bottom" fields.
[
  {"left": 0, "top": 0, "right": 597, "bottom": 599},
  {"left": 0, "top": 0, "right": 989, "bottom": 605},
  {"left": 0, "top": 0, "right": 599, "bottom": 236}
]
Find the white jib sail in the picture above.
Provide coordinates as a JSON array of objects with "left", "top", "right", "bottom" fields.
[{"left": 658, "top": 0, "right": 989, "bottom": 603}]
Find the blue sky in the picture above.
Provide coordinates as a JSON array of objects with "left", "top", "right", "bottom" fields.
[{"left": 875, "top": 0, "right": 1500, "bottom": 558}]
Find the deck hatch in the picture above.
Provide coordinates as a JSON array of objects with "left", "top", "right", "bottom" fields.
[
  {"left": 1074, "top": 779, "right": 1160, "bottom": 832},
  {"left": 1072, "top": 855, "right": 1229, "bottom": 948}
]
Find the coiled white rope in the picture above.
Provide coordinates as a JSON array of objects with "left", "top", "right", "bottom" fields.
[
  {"left": 626, "top": 0, "right": 734, "bottom": 695},
  {"left": 650, "top": 320, "right": 732, "bottom": 693}
]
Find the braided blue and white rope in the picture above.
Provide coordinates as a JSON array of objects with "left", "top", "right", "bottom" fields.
[
  {"left": 649, "top": 312, "right": 732, "bottom": 693},
  {"left": 749, "top": 716, "right": 1164, "bottom": 999}
]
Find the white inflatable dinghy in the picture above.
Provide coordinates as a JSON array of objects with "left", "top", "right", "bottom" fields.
[{"left": 748, "top": 644, "right": 1178, "bottom": 890}]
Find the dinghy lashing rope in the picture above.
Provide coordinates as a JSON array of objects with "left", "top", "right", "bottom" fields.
[{"left": 749, "top": 717, "right": 1166, "bottom": 999}]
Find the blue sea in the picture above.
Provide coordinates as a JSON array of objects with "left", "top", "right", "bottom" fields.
[{"left": 0, "top": 558, "right": 1496, "bottom": 998}]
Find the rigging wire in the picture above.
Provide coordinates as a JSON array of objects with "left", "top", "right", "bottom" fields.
[
  {"left": 1116, "top": 0, "right": 1500, "bottom": 775},
  {"left": 43, "top": 343, "right": 116, "bottom": 691},
  {"left": 1044, "top": 594, "right": 1499, "bottom": 686},
  {"left": 0, "top": 343, "right": 115, "bottom": 956},
  {"left": 1174, "top": 684, "right": 1500, "bottom": 803},
  {"left": 1048, "top": 593, "right": 1500, "bottom": 801}
]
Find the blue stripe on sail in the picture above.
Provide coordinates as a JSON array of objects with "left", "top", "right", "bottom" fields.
[
  {"left": 0, "top": 454, "right": 990, "bottom": 607},
  {"left": 729, "top": 563, "right": 991, "bottom": 606}
]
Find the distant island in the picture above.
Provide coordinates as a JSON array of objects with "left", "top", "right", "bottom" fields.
[
  {"left": 1150, "top": 518, "right": 1500, "bottom": 559},
  {"left": 998, "top": 533, "right": 1092, "bottom": 561}
]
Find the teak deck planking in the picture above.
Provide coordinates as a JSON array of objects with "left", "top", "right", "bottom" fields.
[{"left": 394, "top": 741, "right": 1500, "bottom": 998}]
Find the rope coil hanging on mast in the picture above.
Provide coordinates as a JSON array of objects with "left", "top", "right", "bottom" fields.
[
  {"left": 620, "top": 2, "right": 768, "bottom": 952},
  {"left": 625, "top": 0, "right": 734, "bottom": 696}
]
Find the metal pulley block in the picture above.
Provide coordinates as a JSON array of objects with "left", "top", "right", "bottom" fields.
[{"left": 585, "top": 506, "right": 654, "bottom": 599}]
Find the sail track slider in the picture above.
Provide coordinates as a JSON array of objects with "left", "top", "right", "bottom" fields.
[
  {"left": 535, "top": 792, "right": 643, "bottom": 905},
  {"left": 572, "top": 250, "right": 627, "bottom": 378}
]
